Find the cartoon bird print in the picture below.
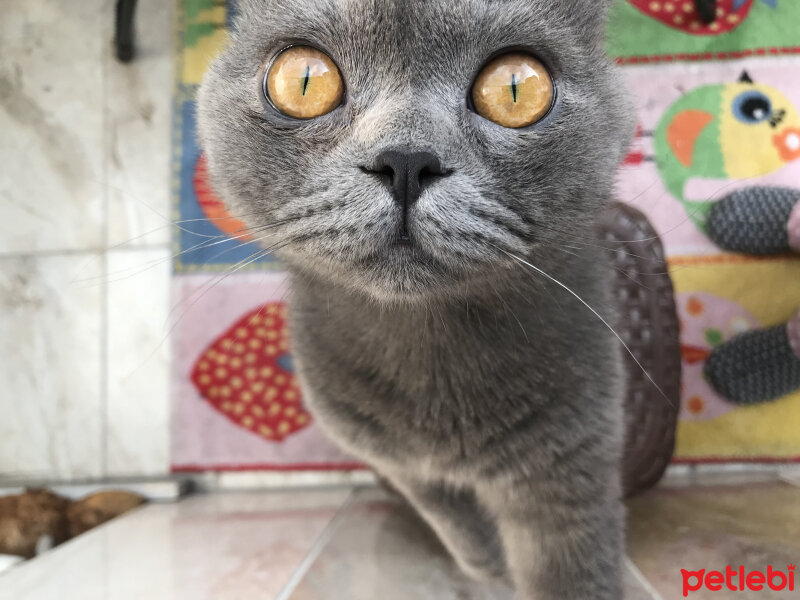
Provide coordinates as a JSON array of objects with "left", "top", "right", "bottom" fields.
[{"left": 652, "top": 72, "right": 800, "bottom": 230}]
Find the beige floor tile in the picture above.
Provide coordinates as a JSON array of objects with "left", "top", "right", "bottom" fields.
[
  {"left": 285, "top": 487, "right": 514, "bottom": 600},
  {"left": 286, "top": 487, "right": 656, "bottom": 600},
  {"left": 627, "top": 481, "right": 800, "bottom": 599},
  {"left": 0, "top": 489, "right": 352, "bottom": 600}
]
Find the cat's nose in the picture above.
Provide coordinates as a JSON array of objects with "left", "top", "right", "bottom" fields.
[{"left": 369, "top": 150, "right": 447, "bottom": 210}]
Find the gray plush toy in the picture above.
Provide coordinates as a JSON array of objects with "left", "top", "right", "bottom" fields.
[{"left": 705, "top": 186, "right": 800, "bottom": 404}]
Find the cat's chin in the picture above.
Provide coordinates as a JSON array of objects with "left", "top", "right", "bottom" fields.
[
  {"left": 348, "top": 242, "right": 459, "bottom": 303},
  {"left": 354, "top": 268, "right": 511, "bottom": 306},
  {"left": 284, "top": 240, "right": 506, "bottom": 305},
  {"left": 346, "top": 247, "right": 503, "bottom": 305}
]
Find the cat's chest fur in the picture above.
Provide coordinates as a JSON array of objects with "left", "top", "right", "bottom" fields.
[{"left": 287, "top": 273, "right": 620, "bottom": 479}]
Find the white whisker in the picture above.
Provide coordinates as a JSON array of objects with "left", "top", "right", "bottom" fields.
[{"left": 492, "top": 244, "right": 673, "bottom": 407}]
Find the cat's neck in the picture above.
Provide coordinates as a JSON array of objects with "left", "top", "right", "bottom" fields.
[{"left": 287, "top": 249, "right": 606, "bottom": 363}]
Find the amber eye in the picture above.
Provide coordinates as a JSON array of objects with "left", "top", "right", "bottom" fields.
[
  {"left": 471, "top": 52, "right": 554, "bottom": 128},
  {"left": 264, "top": 46, "right": 344, "bottom": 119}
]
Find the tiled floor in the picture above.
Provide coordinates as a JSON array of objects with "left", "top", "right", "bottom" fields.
[
  {"left": 628, "top": 479, "right": 800, "bottom": 599},
  {"left": 0, "top": 0, "right": 173, "bottom": 480},
  {"left": 3, "top": 478, "right": 798, "bottom": 600}
]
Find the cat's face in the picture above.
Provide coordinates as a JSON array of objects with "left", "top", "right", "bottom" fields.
[{"left": 198, "top": 0, "right": 633, "bottom": 303}]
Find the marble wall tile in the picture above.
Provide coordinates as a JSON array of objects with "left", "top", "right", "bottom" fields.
[
  {"left": 2, "top": 0, "right": 176, "bottom": 480},
  {"left": 105, "top": 248, "right": 171, "bottom": 476},
  {"left": 105, "top": 0, "right": 174, "bottom": 248},
  {"left": 0, "top": 0, "right": 107, "bottom": 254},
  {"left": 0, "top": 255, "right": 103, "bottom": 480}
]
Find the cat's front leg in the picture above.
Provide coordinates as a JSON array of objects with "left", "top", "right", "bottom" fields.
[
  {"left": 384, "top": 472, "right": 506, "bottom": 582},
  {"left": 477, "top": 465, "right": 624, "bottom": 600}
]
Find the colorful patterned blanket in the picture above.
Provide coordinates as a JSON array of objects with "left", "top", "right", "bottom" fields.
[{"left": 170, "top": 0, "right": 800, "bottom": 472}]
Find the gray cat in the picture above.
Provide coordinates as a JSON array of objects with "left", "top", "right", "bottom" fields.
[{"left": 198, "top": 1, "right": 635, "bottom": 598}]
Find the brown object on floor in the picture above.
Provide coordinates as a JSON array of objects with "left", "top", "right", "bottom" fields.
[
  {"left": 0, "top": 489, "right": 146, "bottom": 558},
  {"left": 66, "top": 491, "right": 146, "bottom": 537},
  {"left": 0, "top": 489, "right": 70, "bottom": 559},
  {"left": 596, "top": 202, "right": 682, "bottom": 497}
]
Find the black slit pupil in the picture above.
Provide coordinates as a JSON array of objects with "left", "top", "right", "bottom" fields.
[{"left": 302, "top": 65, "right": 310, "bottom": 96}]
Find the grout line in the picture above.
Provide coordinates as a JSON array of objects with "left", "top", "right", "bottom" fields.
[
  {"left": 100, "top": 0, "right": 111, "bottom": 478},
  {"left": 625, "top": 556, "right": 663, "bottom": 600},
  {"left": 273, "top": 490, "right": 357, "bottom": 600},
  {"left": 0, "top": 244, "right": 171, "bottom": 260},
  {"left": 101, "top": 243, "right": 110, "bottom": 477}
]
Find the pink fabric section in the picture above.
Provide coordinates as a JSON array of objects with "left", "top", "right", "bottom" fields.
[
  {"left": 171, "top": 272, "right": 359, "bottom": 471},
  {"left": 788, "top": 309, "right": 800, "bottom": 360},
  {"left": 788, "top": 200, "right": 800, "bottom": 253}
]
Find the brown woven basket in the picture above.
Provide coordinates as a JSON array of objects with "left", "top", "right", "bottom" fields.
[{"left": 596, "top": 202, "right": 682, "bottom": 497}]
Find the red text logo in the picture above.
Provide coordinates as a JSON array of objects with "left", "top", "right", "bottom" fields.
[{"left": 681, "top": 565, "right": 795, "bottom": 597}]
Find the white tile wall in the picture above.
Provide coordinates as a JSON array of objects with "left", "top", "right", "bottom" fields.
[
  {"left": 0, "top": 0, "right": 173, "bottom": 482},
  {"left": 106, "top": 0, "right": 174, "bottom": 248},
  {"left": 0, "top": 255, "right": 104, "bottom": 480},
  {"left": 105, "top": 249, "right": 171, "bottom": 477},
  {"left": 0, "top": 0, "right": 106, "bottom": 254}
]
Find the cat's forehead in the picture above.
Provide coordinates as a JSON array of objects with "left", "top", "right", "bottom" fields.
[{"left": 238, "top": 0, "right": 606, "bottom": 60}]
